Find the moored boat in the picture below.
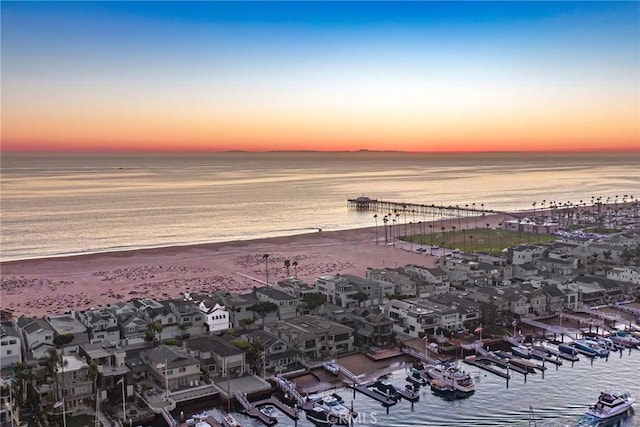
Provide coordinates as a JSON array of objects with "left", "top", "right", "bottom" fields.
[
  {"left": 586, "top": 390, "right": 635, "bottom": 419},
  {"left": 406, "top": 368, "right": 428, "bottom": 386},
  {"left": 426, "top": 363, "right": 475, "bottom": 393},
  {"left": 222, "top": 415, "right": 242, "bottom": 427},
  {"left": 305, "top": 406, "right": 338, "bottom": 426},
  {"left": 511, "top": 345, "right": 532, "bottom": 359}
]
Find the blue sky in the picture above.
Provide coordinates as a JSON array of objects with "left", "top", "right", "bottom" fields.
[{"left": 2, "top": 1, "right": 638, "bottom": 152}]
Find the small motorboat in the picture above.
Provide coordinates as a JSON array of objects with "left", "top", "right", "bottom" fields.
[
  {"left": 305, "top": 406, "right": 338, "bottom": 426},
  {"left": 222, "top": 414, "right": 242, "bottom": 427},
  {"left": 586, "top": 390, "right": 635, "bottom": 419},
  {"left": 259, "top": 405, "right": 277, "bottom": 419}
]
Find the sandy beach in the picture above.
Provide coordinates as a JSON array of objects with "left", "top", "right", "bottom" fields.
[{"left": 0, "top": 215, "right": 509, "bottom": 318}]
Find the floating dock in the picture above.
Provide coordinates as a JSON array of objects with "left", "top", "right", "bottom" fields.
[
  {"left": 233, "top": 391, "right": 276, "bottom": 426},
  {"left": 350, "top": 383, "right": 397, "bottom": 407},
  {"left": 463, "top": 357, "right": 511, "bottom": 380}
]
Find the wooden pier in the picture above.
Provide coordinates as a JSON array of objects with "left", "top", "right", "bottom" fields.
[{"left": 347, "top": 197, "right": 501, "bottom": 221}]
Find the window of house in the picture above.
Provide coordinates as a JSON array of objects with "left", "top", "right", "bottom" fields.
[
  {"left": 6, "top": 350, "right": 12, "bottom": 355},
  {"left": 179, "top": 367, "right": 186, "bottom": 373},
  {"left": 167, "top": 370, "right": 173, "bottom": 375},
  {"left": 0, "top": 341, "right": 7, "bottom": 346},
  {"left": 8, "top": 340, "right": 16, "bottom": 345}
]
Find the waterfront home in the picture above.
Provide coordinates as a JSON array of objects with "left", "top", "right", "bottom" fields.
[
  {"left": 76, "top": 307, "right": 120, "bottom": 344},
  {"left": 383, "top": 299, "right": 439, "bottom": 338},
  {"left": 428, "top": 294, "right": 482, "bottom": 327},
  {"left": 254, "top": 286, "right": 299, "bottom": 320},
  {"left": 185, "top": 335, "right": 246, "bottom": 378},
  {"left": 570, "top": 281, "right": 607, "bottom": 307},
  {"left": 466, "top": 287, "right": 531, "bottom": 317},
  {"left": 46, "top": 313, "right": 90, "bottom": 352},
  {"left": 326, "top": 306, "right": 395, "bottom": 347},
  {"left": 79, "top": 341, "right": 131, "bottom": 401},
  {"left": 0, "top": 323, "right": 22, "bottom": 369},
  {"left": 264, "top": 315, "right": 354, "bottom": 360},
  {"left": 145, "top": 344, "right": 201, "bottom": 390},
  {"left": 133, "top": 298, "right": 181, "bottom": 341},
  {"left": 573, "top": 275, "right": 626, "bottom": 303},
  {"left": 16, "top": 317, "right": 54, "bottom": 360},
  {"left": 53, "top": 354, "right": 93, "bottom": 415},
  {"left": 242, "top": 329, "right": 294, "bottom": 371},
  {"left": 194, "top": 295, "right": 230, "bottom": 333}
]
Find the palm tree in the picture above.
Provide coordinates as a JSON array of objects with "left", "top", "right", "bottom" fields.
[
  {"left": 452, "top": 226, "right": 457, "bottom": 250},
  {"left": 14, "top": 361, "right": 32, "bottom": 407},
  {"left": 498, "top": 223, "right": 503, "bottom": 251},
  {"left": 87, "top": 359, "right": 100, "bottom": 427},
  {"left": 146, "top": 321, "right": 163, "bottom": 346},
  {"left": 486, "top": 223, "right": 491, "bottom": 254},
  {"left": 262, "top": 253, "right": 270, "bottom": 287},
  {"left": 373, "top": 214, "right": 379, "bottom": 245},
  {"left": 292, "top": 260, "right": 298, "bottom": 278},
  {"left": 469, "top": 235, "right": 474, "bottom": 252},
  {"left": 284, "top": 259, "right": 291, "bottom": 277},
  {"left": 383, "top": 216, "right": 389, "bottom": 244},
  {"left": 429, "top": 224, "right": 433, "bottom": 254}
]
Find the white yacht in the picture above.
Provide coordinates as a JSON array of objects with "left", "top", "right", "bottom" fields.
[
  {"left": 586, "top": 390, "right": 635, "bottom": 419},
  {"left": 426, "top": 364, "right": 475, "bottom": 393}
]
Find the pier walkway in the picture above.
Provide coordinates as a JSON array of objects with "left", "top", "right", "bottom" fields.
[
  {"left": 612, "top": 302, "right": 640, "bottom": 317},
  {"left": 401, "top": 346, "right": 440, "bottom": 366},
  {"left": 520, "top": 317, "right": 580, "bottom": 336},
  {"left": 272, "top": 376, "right": 305, "bottom": 407},
  {"left": 581, "top": 307, "right": 624, "bottom": 323},
  {"left": 346, "top": 197, "right": 513, "bottom": 219},
  {"left": 233, "top": 391, "right": 276, "bottom": 426}
]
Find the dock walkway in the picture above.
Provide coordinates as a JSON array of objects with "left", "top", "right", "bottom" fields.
[
  {"left": 350, "top": 383, "right": 397, "bottom": 407},
  {"left": 234, "top": 391, "right": 276, "bottom": 426}
]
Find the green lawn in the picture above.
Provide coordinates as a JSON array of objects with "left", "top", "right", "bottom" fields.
[{"left": 403, "top": 228, "right": 556, "bottom": 255}]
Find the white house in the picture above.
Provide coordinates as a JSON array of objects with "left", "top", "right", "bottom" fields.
[
  {"left": 0, "top": 323, "right": 22, "bottom": 369},
  {"left": 197, "top": 297, "right": 230, "bottom": 333},
  {"left": 607, "top": 267, "right": 640, "bottom": 285}
]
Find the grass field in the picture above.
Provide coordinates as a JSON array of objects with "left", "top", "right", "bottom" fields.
[{"left": 403, "top": 228, "right": 556, "bottom": 255}]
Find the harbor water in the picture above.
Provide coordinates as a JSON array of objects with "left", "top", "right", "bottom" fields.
[{"left": 181, "top": 348, "right": 640, "bottom": 427}]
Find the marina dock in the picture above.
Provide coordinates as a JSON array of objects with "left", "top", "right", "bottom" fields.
[
  {"left": 233, "top": 391, "right": 276, "bottom": 426},
  {"left": 350, "top": 383, "right": 397, "bottom": 406},
  {"left": 463, "top": 357, "right": 511, "bottom": 380}
]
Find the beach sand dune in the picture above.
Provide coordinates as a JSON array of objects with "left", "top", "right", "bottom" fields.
[{"left": 1, "top": 216, "right": 507, "bottom": 317}]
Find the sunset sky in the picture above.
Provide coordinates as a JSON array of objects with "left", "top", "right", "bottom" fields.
[{"left": 2, "top": 1, "right": 639, "bottom": 153}]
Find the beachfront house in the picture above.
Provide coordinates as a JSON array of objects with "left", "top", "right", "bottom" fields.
[
  {"left": 437, "top": 256, "right": 487, "bottom": 285},
  {"left": 254, "top": 286, "right": 299, "bottom": 320},
  {"left": 46, "top": 313, "right": 90, "bottom": 353},
  {"left": 163, "top": 298, "right": 206, "bottom": 338},
  {"left": 117, "top": 313, "right": 149, "bottom": 345},
  {"left": 79, "top": 342, "right": 131, "bottom": 401},
  {"left": 194, "top": 295, "right": 230, "bottom": 333},
  {"left": 213, "top": 292, "right": 260, "bottom": 330},
  {"left": 16, "top": 317, "right": 55, "bottom": 360},
  {"left": 133, "top": 298, "right": 181, "bottom": 341},
  {"left": 146, "top": 345, "right": 201, "bottom": 390},
  {"left": 76, "top": 308, "right": 120, "bottom": 344},
  {"left": 274, "top": 278, "right": 317, "bottom": 299},
  {"left": 0, "top": 323, "right": 22, "bottom": 369},
  {"left": 264, "top": 315, "right": 354, "bottom": 360}
]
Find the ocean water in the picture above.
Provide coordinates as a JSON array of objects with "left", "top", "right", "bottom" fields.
[{"left": 1, "top": 151, "right": 638, "bottom": 262}]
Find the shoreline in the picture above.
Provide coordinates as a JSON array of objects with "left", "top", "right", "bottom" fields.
[{"left": 0, "top": 213, "right": 509, "bottom": 318}]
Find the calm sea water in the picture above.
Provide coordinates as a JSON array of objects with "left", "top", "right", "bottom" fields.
[
  {"left": 1, "top": 152, "right": 638, "bottom": 262},
  {"left": 184, "top": 349, "right": 640, "bottom": 427}
]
